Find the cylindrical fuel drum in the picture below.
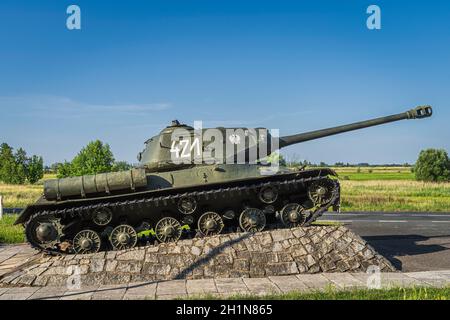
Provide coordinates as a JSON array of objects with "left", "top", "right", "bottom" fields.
[{"left": 44, "top": 168, "right": 148, "bottom": 200}]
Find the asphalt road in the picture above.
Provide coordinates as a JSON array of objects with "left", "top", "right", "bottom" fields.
[{"left": 319, "top": 212, "right": 450, "bottom": 272}]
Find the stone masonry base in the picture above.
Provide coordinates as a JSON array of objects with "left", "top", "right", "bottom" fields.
[{"left": 1, "top": 225, "right": 396, "bottom": 287}]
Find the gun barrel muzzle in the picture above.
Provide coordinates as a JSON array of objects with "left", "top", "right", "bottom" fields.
[{"left": 407, "top": 105, "right": 433, "bottom": 119}]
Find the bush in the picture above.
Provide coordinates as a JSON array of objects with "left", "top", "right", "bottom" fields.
[
  {"left": 57, "top": 140, "right": 116, "bottom": 178},
  {"left": 56, "top": 161, "right": 72, "bottom": 178},
  {"left": 414, "top": 149, "right": 450, "bottom": 182},
  {"left": 112, "top": 161, "right": 132, "bottom": 172},
  {"left": 27, "top": 155, "right": 44, "bottom": 184},
  {"left": 264, "top": 153, "right": 286, "bottom": 166}
]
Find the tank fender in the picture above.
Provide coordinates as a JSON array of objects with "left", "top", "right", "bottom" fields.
[
  {"left": 14, "top": 206, "right": 35, "bottom": 225},
  {"left": 316, "top": 168, "right": 338, "bottom": 177}
]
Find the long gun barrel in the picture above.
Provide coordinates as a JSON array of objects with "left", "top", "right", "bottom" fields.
[{"left": 279, "top": 105, "right": 433, "bottom": 148}]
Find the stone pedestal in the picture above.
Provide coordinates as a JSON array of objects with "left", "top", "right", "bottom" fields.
[{"left": 1, "top": 226, "right": 396, "bottom": 287}]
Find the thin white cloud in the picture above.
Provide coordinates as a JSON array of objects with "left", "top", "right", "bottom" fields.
[
  {"left": 202, "top": 109, "right": 318, "bottom": 128},
  {"left": 0, "top": 95, "right": 172, "bottom": 117}
]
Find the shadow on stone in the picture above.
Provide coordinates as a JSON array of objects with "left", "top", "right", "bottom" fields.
[{"left": 174, "top": 233, "right": 252, "bottom": 280}]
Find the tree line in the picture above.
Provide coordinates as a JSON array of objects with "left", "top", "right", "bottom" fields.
[{"left": 0, "top": 143, "right": 44, "bottom": 184}]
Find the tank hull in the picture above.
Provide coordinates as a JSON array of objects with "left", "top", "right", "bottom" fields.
[
  {"left": 16, "top": 106, "right": 432, "bottom": 254},
  {"left": 17, "top": 165, "right": 340, "bottom": 254}
]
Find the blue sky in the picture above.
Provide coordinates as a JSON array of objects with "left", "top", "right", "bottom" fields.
[{"left": 0, "top": 0, "right": 448, "bottom": 165}]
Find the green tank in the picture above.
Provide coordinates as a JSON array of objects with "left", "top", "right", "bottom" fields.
[{"left": 15, "top": 105, "right": 433, "bottom": 254}]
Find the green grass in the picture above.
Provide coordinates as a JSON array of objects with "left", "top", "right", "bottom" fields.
[
  {"left": 338, "top": 172, "right": 414, "bottom": 181},
  {"left": 333, "top": 167, "right": 414, "bottom": 181},
  {"left": 0, "top": 182, "right": 42, "bottom": 208},
  {"left": 0, "top": 214, "right": 25, "bottom": 244},
  {"left": 0, "top": 173, "right": 54, "bottom": 208},
  {"left": 189, "top": 286, "right": 450, "bottom": 300},
  {"left": 311, "top": 221, "right": 342, "bottom": 226},
  {"left": 340, "top": 180, "right": 450, "bottom": 212}
]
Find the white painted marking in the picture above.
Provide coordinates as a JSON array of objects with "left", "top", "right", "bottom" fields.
[
  {"left": 378, "top": 220, "right": 407, "bottom": 223},
  {"left": 324, "top": 213, "right": 450, "bottom": 219},
  {"left": 324, "top": 213, "right": 363, "bottom": 216},
  {"left": 431, "top": 221, "right": 450, "bottom": 223},
  {"left": 393, "top": 214, "right": 450, "bottom": 218},
  {"left": 321, "top": 219, "right": 386, "bottom": 223}
]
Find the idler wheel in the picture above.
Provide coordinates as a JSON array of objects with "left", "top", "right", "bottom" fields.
[
  {"left": 36, "top": 223, "right": 58, "bottom": 242},
  {"left": 155, "top": 217, "right": 182, "bottom": 243},
  {"left": 25, "top": 214, "right": 64, "bottom": 251},
  {"left": 73, "top": 230, "right": 102, "bottom": 254},
  {"left": 92, "top": 208, "right": 113, "bottom": 226},
  {"left": 110, "top": 225, "right": 138, "bottom": 250},
  {"left": 280, "top": 203, "right": 307, "bottom": 227},
  {"left": 258, "top": 186, "right": 278, "bottom": 204},
  {"left": 308, "top": 179, "right": 335, "bottom": 206},
  {"left": 198, "top": 212, "right": 224, "bottom": 236},
  {"left": 239, "top": 208, "right": 266, "bottom": 232}
]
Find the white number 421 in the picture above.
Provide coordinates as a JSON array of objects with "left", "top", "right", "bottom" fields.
[{"left": 170, "top": 138, "right": 201, "bottom": 158}]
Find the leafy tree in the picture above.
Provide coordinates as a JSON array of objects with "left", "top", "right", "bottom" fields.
[
  {"left": 57, "top": 161, "right": 73, "bottom": 178},
  {"left": 50, "top": 162, "right": 60, "bottom": 173},
  {"left": 65, "top": 140, "right": 115, "bottom": 177},
  {"left": 0, "top": 143, "right": 16, "bottom": 183},
  {"left": 112, "top": 161, "right": 132, "bottom": 172},
  {"left": 27, "top": 155, "right": 44, "bottom": 184},
  {"left": 414, "top": 148, "right": 450, "bottom": 182},
  {"left": 13, "top": 148, "right": 28, "bottom": 184}
]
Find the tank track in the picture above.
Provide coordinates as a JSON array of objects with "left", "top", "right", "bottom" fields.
[{"left": 24, "top": 175, "right": 340, "bottom": 255}]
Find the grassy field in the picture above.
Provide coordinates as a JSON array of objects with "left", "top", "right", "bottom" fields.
[
  {"left": 0, "top": 214, "right": 25, "bottom": 244},
  {"left": 191, "top": 286, "right": 450, "bottom": 300},
  {"left": 340, "top": 180, "right": 450, "bottom": 212},
  {"left": 333, "top": 166, "right": 414, "bottom": 181},
  {"left": 313, "top": 166, "right": 450, "bottom": 212},
  {"left": 0, "top": 183, "right": 42, "bottom": 208}
]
